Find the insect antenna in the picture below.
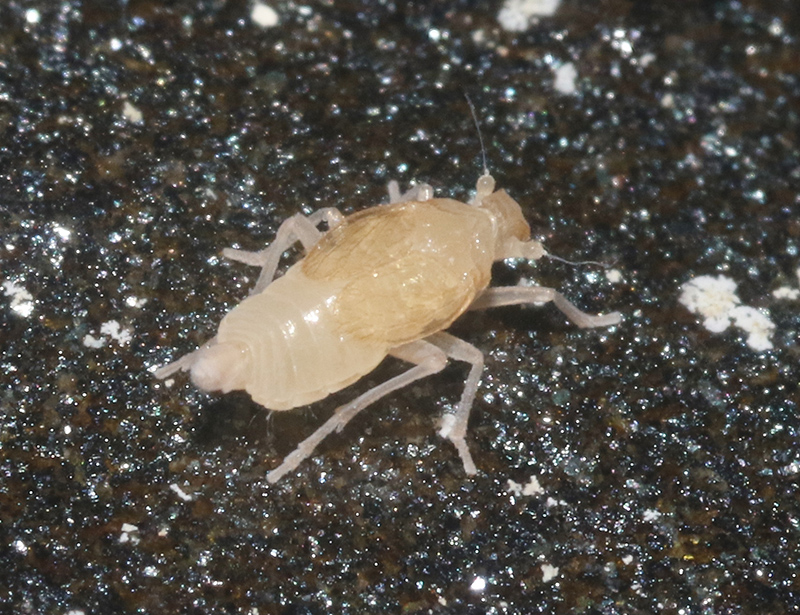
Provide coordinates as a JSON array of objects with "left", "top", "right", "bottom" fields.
[
  {"left": 464, "top": 93, "right": 490, "bottom": 177},
  {"left": 464, "top": 93, "right": 611, "bottom": 271},
  {"left": 545, "top": 253, "right": 617, "bottom": 269}
]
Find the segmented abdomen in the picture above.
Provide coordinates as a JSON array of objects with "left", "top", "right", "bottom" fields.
[{"left": 217, "top": 265, "right": 387, "bottom": 410}]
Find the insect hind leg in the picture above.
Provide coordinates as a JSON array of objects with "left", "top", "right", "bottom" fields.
[
  {"left": 223, "top": 207, "right": 344, "bottom": 295},
  {"left": 265, "top": 339, "right": 448, "bottom": 483},
  {"left": 425, "top": 331, "right": 484, "bottom": 476}
]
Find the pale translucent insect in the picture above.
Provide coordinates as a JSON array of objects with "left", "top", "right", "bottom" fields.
[{"left": 155, "top": 172, "right": 621, "bottom": 483}]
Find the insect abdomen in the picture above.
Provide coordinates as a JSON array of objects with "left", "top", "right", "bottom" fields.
[{"left": 217, "top": 266, "right": 387, "bottom": 410}]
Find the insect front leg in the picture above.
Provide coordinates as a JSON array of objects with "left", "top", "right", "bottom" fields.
[
  {"left": 265, "top": 339, "right": 448, "bottom": 484},
  {"left": 469, "top": 286, "right": 622, "bottom": 328},
  {"left": 223, "top": 207, "right": 344, "bottom": 294},
  {"left": 499, "top": 237, "right": 548, "bottom": 261},
  {"left": 425, "top": 331, "right": 484, "bottom": 476}
]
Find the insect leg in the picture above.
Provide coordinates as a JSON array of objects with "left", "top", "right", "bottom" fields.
[
  {"left": 309, "top": 207, "right": 345, "bottom": 229},
  {"left": 499, "top": 237, "right": 547, "bottom": 261},
  {"left": 387, "top": 180, "right": 402, "bottom": 203},
  {"left": 265, "top": 340, "right": 448, "bottom": 483},
  {"left": 386, "top": 181, "right": 434, "bottom": 204},
  {"left": 469, "top": 287, "right": 622, "bottom": 328},
  {"left": 425, "top": 331, "right": 484, "bottom": 476},
  {"left": 223, "top": 207, "right": 344, "bottom": 294},
  {"left": 153, "top": 345, "right": 206, "bottom": 379}
]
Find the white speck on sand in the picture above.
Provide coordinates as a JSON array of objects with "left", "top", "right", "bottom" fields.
[
  {"left": 679, "top": 275, "right": 739, "bottom": 333},
  {"left": 772, "top": 286, "right": 800, "bottom": 300},
  {"left": 605, "top": 268, "right": 623, "bottom": 284},
  {"left": 782, "top": 461, "right": 800, "bottom": 476},
  {"left": 772, "top": 267, "right": 800, "bottom": 300},
  {"left": 522, "top": 475, "right": 544, "bottom": 495},
  {"left": 639, "top": 52, "right": 656, "bottom": 67},
  {"left": 170, "top": 484, "right": 194, "bottom": 501},
  {"left": 251, "top": 2, "right": 279, "bottom": 28},
  {"left": 122, "top": 100, "right": 143, "bottom": 124},
  {"left": 82, "top": 334, "right": 107, "bottom": 349},
  {"left": 497, "top": 0, "right": 561, "bottom": 32},
  {"left": 53, "top": 224, "right": 72, "bottom": 240},
  {"left": 438, "top": 413, "right": 457, "bottom": 439},
  {"left": 119, "top": 523, "right": 140, "bottom": 545},
  {"left": 83, "top": 320, "right": 133, "bottom": 348},
  {"left": 541, "top": 563, "right": 559, "bottom": 582},
  {"left": 2, "top": 280, "right": 34, "bottom": 317},
  {"left": 643, "top": 509, "right": 661, "bottom": 522},
  {"left": 469, "top": 576, "right": 487, "bottom": 592},
  {"left": 100, "top": 320, "right": 133, "bottom": 345},
  {"left": 125, "top": 295, "right": 148, "bottom": 308},
  {"left": 507, "top": 475, "right": 543, "bottom": 496},
  {"left": 553, "top": 62, "right": 578, "bottom": 94},
  {"left": 729, "top": 305, "right": 776, "bottom": 352},
  {"left": 679, "top": 275, "right": 775, "bottom": 351}
]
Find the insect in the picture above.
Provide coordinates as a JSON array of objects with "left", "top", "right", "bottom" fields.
[{"left": 155, "top": 140, "right": 621, "bottom": 483}]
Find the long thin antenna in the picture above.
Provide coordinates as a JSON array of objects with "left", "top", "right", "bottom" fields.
[
  {"left": 545, "top": 253, "right": 616, "bottom": 268},
  {"left": 464, "top": 93, "right": 489, "bottom": 176}
]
